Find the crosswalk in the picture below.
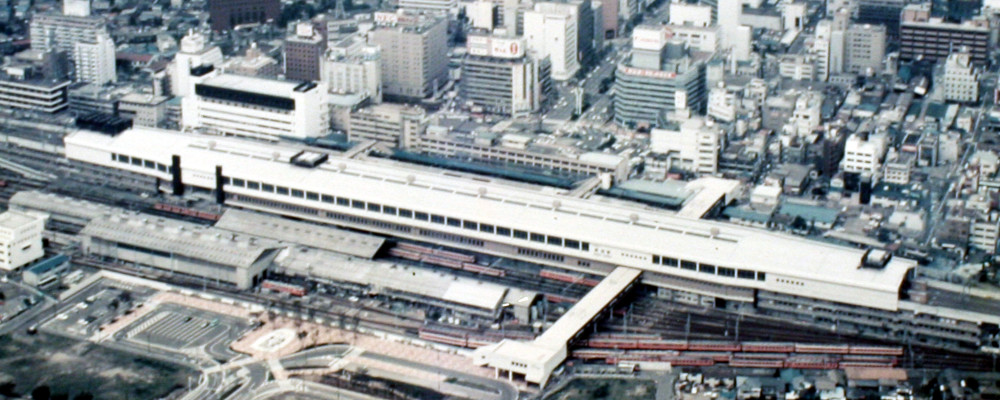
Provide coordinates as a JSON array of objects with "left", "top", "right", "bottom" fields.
[
  {"left": 126, "top": 311, "right": 169, "bottom": 338},
  {"left": 105, "top": 280, "right": 136, "bottom": 292}
]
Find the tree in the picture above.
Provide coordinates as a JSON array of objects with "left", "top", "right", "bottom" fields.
[
  {"left": 31, "top": 385, "right": 51, "bottom": 400},
  {"left": 0, "top": 381, "right": 17, "bottom": 397},
  {"left": 593, "top": 384, "right": 610, "bottom": 399},
  {"left": 790, "top": 216, "right": 808, "bottom": 231}
]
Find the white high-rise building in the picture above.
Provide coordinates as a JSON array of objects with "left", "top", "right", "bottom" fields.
[
  {"left": 841, "top": 133, "right": 887, "bottom": 175},
  {"left": 669, "top": 2, "right": 712, "bottom": 26},
  {"left": 63, "top": 0, "right": 91, "bottom": 17},
  {"left": 783, "top": 2, "right": 806, "bottom": 31},
  {"left": 790, "top": 91, "right": 822, "bottom": 136},
  {"left": 845, "top": 23, "right": 885, "bottom": 75},
  {"left": 650, "top": 117, "right": 721, "bottom": 174},
  {"left": 0, "top": 211, "right": 45, "bottom": 272},
  {"left": 524, "top": 4, "right": 580, "bottom": 80},
  {"left": 322, "top": 38, "right": 382, "bottom": 103},
  {"left": 468, "top": 0, "right": 497, "bottom": 29},
  {"left": 73, "top": 31, "right": 116, "bottom": 84},
  {"left": 707, "top": 83, "right": 738, "bottom": 123},
  {"left": 813, "top": 20, "right": 832, "bottom": 80},
  {"left": 716, "top": 0, "right": 742, "bottom": 51},
  {"left": 942, "top": 50, "right": 979, "bottom": 103},
  {"left": 170, "top": 31, "right": 223, "bottom": 97},
  {"left": 30, "top": 7, "right": 110, "bottom": 82},
  {"left": 182, "top": 71, "right": 329, "bottom": 141},
  {"left": 398, "top": 0, "right": 459, "bottom": 15}
]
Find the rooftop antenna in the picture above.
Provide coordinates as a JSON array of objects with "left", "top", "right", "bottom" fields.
[{"left": 334, "top": 0, "right": 346, "bottom": 19}]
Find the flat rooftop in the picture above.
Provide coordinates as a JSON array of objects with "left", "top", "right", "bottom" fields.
[
  {"left": 65, "top": 128, "right": 916, "bottom": 310},
  {"left": 214, "top": 209, "right": 385, "bottom": 259},
  {"left": 198, "top": 73, "right": 304, "bottom": 97},
  {"left": 10, "top": 191, "right": 116, "bottom": 223},
  {"left": 80, "top": 212, "right": 281, "bottom": 268},
  {"left": 275, "top": 247, "right": 508, "bottom": 312},
  {"left": 0, "top": 210, "right": 41, "bottom": 229}
]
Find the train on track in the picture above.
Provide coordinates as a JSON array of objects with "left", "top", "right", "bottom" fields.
[
  {"left": 152, "top": 203, "right": 222, "bottom": 222},
  {"left": 389, "top": 243, "right": 506, "bottom": 277},
  {"left": 261, "top": 280, "right": 308, "bottom": 297}
]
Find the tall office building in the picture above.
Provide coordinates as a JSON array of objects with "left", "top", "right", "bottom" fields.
[
  {"left": 854, "top": 0, "right": 906, "bottom": 38},
  {"left": 170, "top": 31, "right": 224, "bottom": 97},
  {"left": 812, "top": 9, "right": 850, "bottom": 80},
  {"left": 207, "top": 0, "right": 280, "bottom": 31},
  {"left": 845, "top": 23, "right": 886, "bottom": 75},
  {"left": 30, "top": 8, "right": 112, "bottom": 82},
  {"left": 284, "top": 22, "right": 325, "bottom": 81},
  {"left": 468, "top": 0, "right": 498, "bottom": 29},
  {"left": 461, "top": 35, "right": 549, "bottom": 116},
  {"left": 73, "top": 31, "right": 116, "bottom": 84},
  {"left": 900, "top": 3, "right": 989, "bottom": 65},
  {"left": 613, "top": 26, "right": 708, "bottom": 128},
  {"left": 528, "top": 1, "right": 596, "bottom": 67},
  {"left": 370, "top": 11, "right": 448, "bottom": 100},
  {"left": 31, "top": 2, "right": 101, "bottom": 42},
  {"left": 716, "top": 0, "right": 741, "bottom": 48},
  {"left": 524, "top": 4, "right": 579, "bottom": 80},
  {"left": 942, "top": 50, "right": 979, "bottom": 103},
  {"left": 597, "top": 0, "right": 618, "bottom": 38},
  {"left": 322, "top": 36, "right": 383, "bottom": 103}
]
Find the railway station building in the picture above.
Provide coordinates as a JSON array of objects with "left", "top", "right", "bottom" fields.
[
  {"left": 64, "top": 127, "right": 1000, "bottom": 355},
  {"left": 79, "top": 212, "right": 281, "bottom": 289}
]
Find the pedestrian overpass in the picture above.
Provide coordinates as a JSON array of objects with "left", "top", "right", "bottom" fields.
[{"left": 472, "top": 267, "right": 642, "bottom": 387}]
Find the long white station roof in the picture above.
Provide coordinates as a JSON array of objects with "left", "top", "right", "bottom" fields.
[{"left": 65, "top": 128, "right": 915, "bottom": 310}]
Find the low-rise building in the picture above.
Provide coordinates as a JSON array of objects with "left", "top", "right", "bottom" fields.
[
  {"left": 0, "top": 211, "right": 45, "bottom": 272},
  {"left": 348, "top": 103, "right": 427, "bottom": 148},
  {"left": 778, "top": 54, "right": 815, "bottom": 81},
  {"left": 79, "top": 213, "right": 281, "bottom": 289},
  {"left": 650, "top": 117, "right": 721, "bottom": 174},
  {"left": 841, "top": 133, "right": 887, "bottom": 175},
  {"left": 118, "top": 92, "right": 169, "bottom": 127},
  {"left": 0, "top": 66, "right": 71, "bottom": 114},
  {"left": 415, "top": 132, "right": 630, "bottom": 181}
]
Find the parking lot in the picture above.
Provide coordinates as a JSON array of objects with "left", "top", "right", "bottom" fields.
[
  {"left": 41, "top": 279, "right": 157, "bottom": 338},
  {"left": 0, "top": 280, "right": 41, "bottom": 324},
  {"left": 123, "top": 303, "right": 251, "bottom": 358}
]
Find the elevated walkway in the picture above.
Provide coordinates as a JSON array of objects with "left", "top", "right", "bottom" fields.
[{"left": 472, "top": 267, "right": 641, "bottom": 387}]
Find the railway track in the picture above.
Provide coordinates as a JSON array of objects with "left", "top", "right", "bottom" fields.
[{"left": 593, "top": 295, "right": 999, "bottom": 371}]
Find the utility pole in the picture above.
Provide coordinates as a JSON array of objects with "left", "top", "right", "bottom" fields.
[{"left": 685, "top": 313, "right": 691, "bottom": 341}]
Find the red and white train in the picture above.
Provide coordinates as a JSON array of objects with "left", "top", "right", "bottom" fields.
[
  {"left": 540, "top": 269, "right": 601, "bottom": 287},
  {"left": 261, "top": 280, "right": 307, "bottom": 297}
]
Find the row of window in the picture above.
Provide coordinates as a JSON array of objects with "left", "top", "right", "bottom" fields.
[
  {"left": 112, "top": 153, "right": 169, "bottom": 173},
  {"left": 225, "top": 176, "right": 592, "bottom": 253},
  {"left": 652, "top": 255, "right": 766, "bottom": 282}
]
